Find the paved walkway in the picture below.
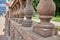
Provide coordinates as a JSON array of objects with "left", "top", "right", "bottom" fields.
[
  {"left": 51, "top": 21, "right": 60, "bottom": 26},
  {"left": 0, "top": 16, "right": 6, "bottom": 40}
]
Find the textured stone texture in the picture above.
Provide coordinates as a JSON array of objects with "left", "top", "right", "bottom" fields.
[
  {"left": 5, "top": 0, "right": 59, "bottom": 40},
  {"left": 22, "top": 19, "right": 32, "bottom": 27},
  {"left": 33, "top": 22, "right": 55, "bottom": 37},
  {"left": 9, "top": 20, "right": 60, "bottom": 40}
]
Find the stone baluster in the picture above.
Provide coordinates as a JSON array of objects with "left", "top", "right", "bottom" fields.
[
  {"left": 13, "top": 6, "right": 17, "bottom": 21},
  {"left": 33, "top": 0, "right": 56, "bottom": 37},
  {"left": 16, "top": 3, "right": 20, "bottom": 18},
  {"left": 12, "top": 7, "right": 15, "bottom": 18},
  {"left": 15, "top": 5, "right": 18, "bottom": 18},
  {"left": 23, "top": 0, "right": 34, "bottom": 27},
  {"left": 8, "top": 7, "right": 12, "bottom": 36},
  {"left": 12, "top": 7, "right": 14, "bottom": 20},
  {"left": 16, "top": 3, "right": 21, "bottom": 23},
  {"left": 11, "top": 8, "right": 14, "bottom": 19},
  {"left": 14, "top": 6, "right": 17, "bottom": 18},
  {"left": 14, "top": 4, "right": 19, "bottom": 22},
  {"left": 9, "top": 7, "right": 12, "bottom": 19},
  {"left": 5, "top": 11, "right": 10, "bottom": 40},
  {"left": 18, "top": 0, "right": 26, "bottom": 23}
]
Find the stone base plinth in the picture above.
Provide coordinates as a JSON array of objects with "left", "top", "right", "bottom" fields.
[
  {"left": 33, "top": 22, "right": 55, "bottom": 37},
  {"left": 20, "top": 27, "right": 60, "bottom": 40},
  {"left": 22, "top": 19, "right": 32, "bottom": 27},
  {"left": 17, "top": 26, "right": 60, "bottom": 40}
]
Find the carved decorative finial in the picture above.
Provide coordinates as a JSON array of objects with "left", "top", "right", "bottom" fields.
[
  {"left": 23, "top": 0, "right": 34, "bottom": 27},
  {"left": 33, "top": 0, "right": 56, "bottom": 37},
  {"left": 15, "top": 5, "right": 18, "bottom": 18},
  {"left": 16, "top": 3, "right": 20, "bottom": 18},
  {"left": 13, "top": 6, "right": 16, "bottom": 18},
  {"left": 8, "top": 7, "right": 12, "bottom": 19},
  {"left": 18, "top": 0, "right": 25, "bottom": 23}
]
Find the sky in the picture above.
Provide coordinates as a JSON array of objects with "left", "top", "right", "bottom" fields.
[{"left": 0, "top": 0, "right": 6, "bottom": 15}]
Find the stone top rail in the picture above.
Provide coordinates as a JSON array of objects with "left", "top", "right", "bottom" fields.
[{"left": 10, "top": 0, "right": 19, "bottom": 8}]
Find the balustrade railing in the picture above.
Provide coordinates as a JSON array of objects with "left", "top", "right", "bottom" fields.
[{"left": 5, "top": 0, "right": 59, "bottom": 40}]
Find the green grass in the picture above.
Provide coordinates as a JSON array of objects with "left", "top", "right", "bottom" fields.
[
  {"left": 33, "top": 15, "right": 39, "bottom": 22},
  {"left": 52, "top": 17, "right": 60, "bottom": 22},
  {"left": 33, "top": 15, "right": 60, "bottom": 22}
]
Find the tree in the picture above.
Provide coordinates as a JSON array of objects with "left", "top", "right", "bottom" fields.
[
  {"left": 32, "top": 0, "right": 60, "bottom": 17},
  {"left": 54, "top": 0, "right": 60, "bottom": 17}
]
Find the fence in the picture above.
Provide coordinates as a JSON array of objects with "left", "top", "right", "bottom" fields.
[{"left": 5, "top": 0, "right": 59, "bottom": 40}]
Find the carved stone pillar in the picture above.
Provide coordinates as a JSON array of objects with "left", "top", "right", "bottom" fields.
[
  {"left": 11, "top": 8, "right": 14, "bottom": 19},
  {"left": 12, "top": 7, "right": 15, "bottom": 18},
  {"left": 33, "top": 0, "right": 56, "bottom": 37},
  {"left": 16, "top": 3, "right": 20, "bottom": 18},
  {"left": 9, "top": 7, "right": 12, "bottom": 19},
  {"left": 16, "top": 3, "right": 21, "bottom": 23},
  {"left": 5, "top": 11, "right": 9, "bottom": 39},
  {"left": 14, "top": 4, "right": 19, "bottom": 22},
  {"left": 18, "top": 0, "right": 26, "bottom": 23},
  {"left": 12, "top": 6, "right": 17, "bottom": 21},
  {"left": 15, "top": 5, "right": 18, "bottom": 18},
  {"left": 23, "top": 0, "right": 34, "bottom": 27}
]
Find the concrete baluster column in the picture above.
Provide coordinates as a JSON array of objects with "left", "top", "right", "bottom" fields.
[
  {"left": 18, "top": 0, "right": 26, "bottom": 24},
  {"left": 11, "top": 8, "right": 14, "bottom": 19},
  {"left": 16, "top": 3, "right": 20, "bottom": 18},
  {"left": 15, "top": 5, "right": 18, "bottom": 18},
  {"left": 8, "top": 7, "right": 12, "bottom": 36},
  {"left": 33, "top": 0, "right": 56, "bottom": 37},
  {"left": 13, "top": 7, "right": 16, "bottom": 20},
  {"left": 13, "top": 6, "right": 17, "bottom": 21},
  {"left": 5, "top": 11, "right": 10, "bottom": 40},
  {"left": 15, "top": 4, "right": 19, "bottom": 22},
  {"left": 23, "top": 0, "right": 34, "bottom": 27},
  {"left": 9, "top": 7, "right": 13, "bottom": 19},
  {"left": 12, "top": 7, "right": 15, "bottom": 18},
  {"left": 16, "top": 3, "right": 21, "bottom": 23}
]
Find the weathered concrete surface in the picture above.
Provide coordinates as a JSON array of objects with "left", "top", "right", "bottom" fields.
[
  {"left": 0, "top": 16, "right": 6, "bottom": 40},
  {"left": 10, "top": 20, "right": 60, "bottom": 40}
]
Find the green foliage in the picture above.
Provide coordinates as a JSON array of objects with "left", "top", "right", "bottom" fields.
[
  {"left": 32, "top": 0, "right": 60, "bottom": 16},
  {"left": 54, "top": 0, "right": 60, "bottom": 7},
  {"left": 32, "top": 0, "right": 39, "bottom": 11},
  {"left": 54, "top": 0, "right": 60, "bottom": 16},
  {"left": 52, "top": 17, "right": 60, "bottom": 22}
]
